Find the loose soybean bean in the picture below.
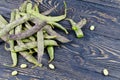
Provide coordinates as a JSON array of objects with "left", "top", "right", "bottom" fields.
[
  {"left": 103, "top": 68, "right": 109, "bottom": 76},
  {"left": 11, "top": 71, "right": 18, "bottom": 76},
  {"left": 49, "top": 63, "right": 55, "bottom": 70},
  {"left": 90, "top": 25, "right": 95, "bottom": 31},
  {"left": 20, "top": 64, "right": 27, "bottom": 68}
]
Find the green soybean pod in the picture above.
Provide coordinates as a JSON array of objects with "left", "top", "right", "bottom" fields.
[
  {"left": 27, "top": 1, "right": 67, "bottom": 22},
  {"left": 33, "top": 3, "right": 39, "bottom": 13},
  {"left": 44, "top": 35, "right": 56, "bottom": 39},
  {"left": 44, "top": 31, "right": 56, "bottom": 39},
  {"left": 9, "top": 10, "right": 18, "bottom": 67},
  {"left": 19, "top": 51, "right": 42, "bottom": 67},
  {"left": 0, "top": 14, "right": 32, "bottom": 38},
  {"left": 44, "top": 40, "right": 58, "bottom": 47},
  {"left": 48, "top": 22, "right": 68, "bottom": 34},
  {"left": 66, "top": 18, "right": 76, "bottom": 27},
  {"left": 14, "top": 41, "right": 37, "bottom": 52},
  {"left": 37, "top": 29, "right": 44, "bottom": 63},
  {"left": 75, "top": 28, "right": 84, "bottom": 38},
  {"left": 44, "top": 25, "right": 70, "bottom": 43},
  {"left": 0, "top": 15, "right": 8, "bottom": 41},
  {"left": 47, "top": 46, "right": 54, "bottom": 63},
  {"left": 25, "top": 22, "right": 36, "bottom": 41},
  {"left": 19, "top": 0, "right": 29, "bottom": 12},
  {"left": 15, "top": 9, "right": 24, "bottom": 45},
  {"left": 66, "top": 18, "right": 84, "bottom": 38},
  {"left": 14, "top": 40, "right": 58, "bottom": 52},
  {"left": 26, "top": 2, "right": 33, "bottom": 13},
  {"left": 9, "top": 21, "right": 46, "bottom": 40},
  {"left": 22, "top": 39, "right": 31, "bottom": 43}
]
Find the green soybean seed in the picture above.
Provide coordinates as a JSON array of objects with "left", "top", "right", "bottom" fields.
[
  {"left": 48, "top": 63, "right": 55, "bottom": 70},
  {"left": 20, "top": 64, "right": 27, "bottom": 68},
  {"left": 90, "top": 25, "right": 95, "bottom": 31},
  {"left": 103, "top": 68, "right": 109, "bottom": 76},
  {"left": 37, "top": 29, "right": 44, "bottom": 63},
  {"left": 11, "top": 70, "right": 18, "bottom": 76}
]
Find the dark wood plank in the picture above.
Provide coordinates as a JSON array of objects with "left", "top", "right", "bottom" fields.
[
  {"left": 0, "top": 0, "right": 120, "bottom": 80},
  {"left": 83, "top": 0, "right": 120, "bottom": 9}
]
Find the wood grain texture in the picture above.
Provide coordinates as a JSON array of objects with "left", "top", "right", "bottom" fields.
[{"left": 0, "top": 0, "right": 120, "bottom": 80}]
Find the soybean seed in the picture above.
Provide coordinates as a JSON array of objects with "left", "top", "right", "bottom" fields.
[
  {"left": 103, "top": 68, "right": 109, "bottom": 76},
  {"left": 20, "top": 64, "right": 27, "bottom": 68},
  {"left": 90, "top": 25, "right": 95, "bottom": 31},
  {"left": 11, "top": 70, "right": 18, "bottom": 76},
  {"left": 49, "top": 63, "right": 55, "bottom": 70}
]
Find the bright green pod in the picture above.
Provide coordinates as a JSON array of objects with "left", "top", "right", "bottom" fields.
[
  {"left": 47, "top": 46, "right": 54, "bottom": 62},
  {"left": 48, "top": 22, "right": 68, "bottom": 34},
  {"left": 27, "top": 1, "right": 67, "bottom": 22}
]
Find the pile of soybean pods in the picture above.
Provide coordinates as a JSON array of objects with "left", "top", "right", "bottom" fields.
[{"left": 0, "top": 0, "right": 87, "bottom": 68}]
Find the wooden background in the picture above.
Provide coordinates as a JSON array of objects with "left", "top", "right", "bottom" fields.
[{"left": 0, "top": 0, "right": 120, "bottom": 80}]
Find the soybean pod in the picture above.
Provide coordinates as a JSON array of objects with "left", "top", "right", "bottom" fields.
[
  {"left": 14, "top": 41, "right": 36, "bottom": 52},
  {"left": 33, "top": 4, "right": 39, "bottom": 13},
  {"left": 47, "top": 46, "right": 54, "bottom": 63},
  {"left": 19, "top": 0, "right": 29, "bottom": 12},
  {"left": 26, "top": 2, "right": 33, "bottom": 13},
  {"left": 24, "top": 22, "right": 38, "bottom": 53},
  {"left": 13, "top": 40, "right": 58, "bottom": 52},
  {"left": 66, "top": 18, "right": 84, "bottom": 38},
  {"left": 9, "top": 21, "right": 46, "bottom": 40},
  {"left": 19, "top": 51, "right": 42, "bottom": 67},
  {"left": 0, "top": 15, "right": 8, "bottom": 41},
  {"left": 37, "top": 28, "right": 44, "bottom": 63},
  {"left": 15, "top": 9, "right": 24, "bottom": 45},
  {"left": 27, "top": 1, "right": 67, "bottom": 22},
  {"left": 74, "top": 29, "right": 84, "bottom": 38},
  {"left": 44, "top": 25, "right": 70, "bottom": 43},
  {"left": 44, "top": 40, "right": 58, "bottom": 47},
  {"left": 0, "top": 14, "right": 32, "bottom": 38},
  {"left": 44, "top": 36, "right": 56, "bottom": 39},
  {"left": 44, "top": 33, "right": 56, "bottom": 39},
  {"left": 22, "top": 39, "right": 31, "bottom": 43},
  {"left": 9, "top": 10, "right": 17, "bottom": 67},
  {"left": 25, "top": 22, "right": 36, "bottom": 41},
  {"left": 48, "top": 22, "right": 68, "bottom": 34}
]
